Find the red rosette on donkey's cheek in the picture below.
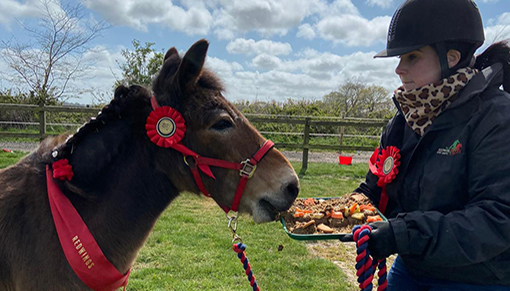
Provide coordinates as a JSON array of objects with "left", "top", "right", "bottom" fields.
[{"left": 146, "top": 106, "right": 186, "bottom": 148}]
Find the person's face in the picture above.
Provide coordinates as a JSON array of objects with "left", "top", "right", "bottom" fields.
[{"left": 395, "top": 46, "right": 441, "bottom": 91}]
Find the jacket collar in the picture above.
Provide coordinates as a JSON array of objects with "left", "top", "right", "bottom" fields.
[{"left": 447, "top": 62, "right": 503, "bottom": 110}]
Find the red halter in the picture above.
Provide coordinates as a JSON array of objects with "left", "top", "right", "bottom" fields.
[{"left": 147, "top": 96, "right": 274, "bottom": 213}]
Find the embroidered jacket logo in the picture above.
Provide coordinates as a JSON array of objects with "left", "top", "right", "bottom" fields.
[{"left": 437, "top": 140, "right": 462, "bottom": 156}]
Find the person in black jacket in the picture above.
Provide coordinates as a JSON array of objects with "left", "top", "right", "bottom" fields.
[{"left": 355, "top": 0, "right": 510, "bottom": 289}]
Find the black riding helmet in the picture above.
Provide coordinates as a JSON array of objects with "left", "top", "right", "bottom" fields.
[{"left": 375, "top": 0, "right": 485, "bottom": 78}]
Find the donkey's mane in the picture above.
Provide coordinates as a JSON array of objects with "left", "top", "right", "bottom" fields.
[{"left": 51, "top": 85, "right": 152, "bottom": 163}]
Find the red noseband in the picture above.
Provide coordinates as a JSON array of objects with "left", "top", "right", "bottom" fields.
[{"left": 147, "top": 96, "right": 274, "bottom": 213}]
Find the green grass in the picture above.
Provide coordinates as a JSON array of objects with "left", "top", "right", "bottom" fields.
[
  {"left": 0, "top": 151, "right": 29, "bottom": 168},
  {"left": 0, "top": 152, "right": 368, "bottom": 290}
]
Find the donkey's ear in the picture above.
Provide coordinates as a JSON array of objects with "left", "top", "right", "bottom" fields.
[
  {"left": 176, "top": 39, "right": 209, "bottom": 89},
  {"left": 164, "top": 47, "right": 179, "bottom": 61}
]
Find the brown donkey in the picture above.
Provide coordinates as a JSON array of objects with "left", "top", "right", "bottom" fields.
[{"left": 0, "top": 39, "right": 299, "bottom": 290}]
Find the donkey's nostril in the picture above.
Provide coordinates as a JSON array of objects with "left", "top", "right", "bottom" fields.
[{"left": 285, "top": 181, "right": 299, "bottom": 200}]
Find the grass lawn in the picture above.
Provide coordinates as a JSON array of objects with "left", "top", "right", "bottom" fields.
[
  {"left": 0, "top": 152, "right": 368, "bottom": 291},
  {"left": 0, "top": 150, "right": 29, "bottom": 169}
]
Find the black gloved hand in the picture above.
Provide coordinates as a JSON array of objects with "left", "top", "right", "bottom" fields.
[
  {"left": 341, "top": 233, "right": 354, "bottom": 242},
  {"left": 367, "top": 221, "right": 397, "bottom": 260}
]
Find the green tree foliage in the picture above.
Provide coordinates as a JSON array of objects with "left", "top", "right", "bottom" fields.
[
  {"left": 236, "top": 79, "right": 393, "bottom": 119},
  {"left": 234, "top": 79, "right": 393, "bottom": 149},
  {"left": 115, "top": 40, "right": 164, "bottom": 87}
]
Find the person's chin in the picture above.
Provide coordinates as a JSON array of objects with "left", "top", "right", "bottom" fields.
[{"left": 402, "top": 82, "right": 415, "bottom": 91}]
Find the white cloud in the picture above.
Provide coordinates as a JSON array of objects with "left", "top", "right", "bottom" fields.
[
  {"left": 226, "top": 38, "right": 292, "bottom": 56},
  {"left": 206, "top": 56, "right": 243, "bottom": 78},
  {"left": 251, "top": 54, "right": 282, "bottom": 70},
  {"left": 81, "top": 0, "right": 387, "bottom": 47},
  {"left": 365, "top": 0, "right": 394, "bottom": 9},
  {"left": 296, "top": 23, "right": 316, "bottom": 40},
  {"left": 323, "top": 0, "right": 359, "bottom": 16},
  {"left": 482, "top": 25, "right": 510, "bottom": 48},
  {"left": 496, "top": 12, "right": 510, "bottom": 25},
  {"left": 212, "top": 0, "right": 324, "bottom": 39},
  {"left": 65, "top": 46, "right": 124, "bottom": 103},
  {"left": 222, "top": 49, "right": 400, "bottom": 102},
  {"left": 82, "top": 0, "right": 326, "bottom": 39},
  {"left": 0, "top": 0, "right": 62, "bottom": 29},
  {"left": 481, "top": 12, "right": 510, "bottom": 50},
  {"left": 316, "top": 15, "right": 391, "bottom": 46},
  {"left": 82, "top": 0, "right": 213, "bottom": 34}
]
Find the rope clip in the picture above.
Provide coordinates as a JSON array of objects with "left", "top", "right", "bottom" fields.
[{"left": 226, "top": 211, "right": 242, "bottom": 243}]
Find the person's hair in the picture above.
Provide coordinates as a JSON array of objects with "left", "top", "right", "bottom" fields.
[{"left": 474, "top": 40, "right": 510, "bottom": 93}]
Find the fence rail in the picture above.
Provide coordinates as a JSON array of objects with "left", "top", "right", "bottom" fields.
[{"left": 0, "top": 103, "right": 388, "bottom": 174}]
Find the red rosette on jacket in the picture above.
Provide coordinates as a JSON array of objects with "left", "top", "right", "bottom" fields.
[
  {"left": 375, "top": 146, "right": 401, "bottom": 187},
  {"left": 369, "top": 146, "right": 401, "bottom": 214},
  {"left": 146, "top": 106, "right": 186, "bottom": 148}
]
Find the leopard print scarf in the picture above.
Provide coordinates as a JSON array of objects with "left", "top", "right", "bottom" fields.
[{"left": 395, "top": 67, "right": 477, "bottom": 136}]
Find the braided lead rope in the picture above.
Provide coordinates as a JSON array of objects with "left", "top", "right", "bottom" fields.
[
  {"left": 232, "top": 243, "right": 260, "bottom": 291},
  {"left": 352, "top": 225, "right": 388, "bottom": 291}
]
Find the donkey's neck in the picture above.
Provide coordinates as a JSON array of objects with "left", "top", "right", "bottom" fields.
[{"left": 65, "top": 120, "right": 180, "bottom": 273}]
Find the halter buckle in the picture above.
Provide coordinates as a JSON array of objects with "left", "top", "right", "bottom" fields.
[{"left": 240, "top": 159, "right": 256, "bottom": 178}]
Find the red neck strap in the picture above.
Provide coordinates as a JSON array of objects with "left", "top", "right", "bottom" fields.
[
  {"left": 46, "top": 166, "right": 130, "bottom": 291},
  {"left": 150, "top": 96, "right": 274, "bottom": 213}
]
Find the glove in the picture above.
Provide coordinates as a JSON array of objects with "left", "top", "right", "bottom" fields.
[
  {"left": 367, "top": 221, "right": 397, "bottom": 260},
  {"left": 341, "top": 233, "right": 354, "bottom": 242}
]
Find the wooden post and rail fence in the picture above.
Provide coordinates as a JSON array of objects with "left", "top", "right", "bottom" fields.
[{"left": 0, "top": 103, "right": 388, "bottom": 174}]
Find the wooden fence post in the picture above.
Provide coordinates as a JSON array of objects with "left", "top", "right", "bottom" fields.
[
  {"left": 338, "top": 112, "right": 345, "bottom": 154},
  {"left": 39, "top": 104, "right": 46, "bottom": 141},
  {"left": 299, "top": 117, "right": 311, "bottom": 176}
]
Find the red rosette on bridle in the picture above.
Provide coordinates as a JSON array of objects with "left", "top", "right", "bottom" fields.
[
  {"left": 369, "top": 145, "right": 401, "bottom": 214},
  {"left": 145, "top": 106, "right": 186, "bottom": 148}
]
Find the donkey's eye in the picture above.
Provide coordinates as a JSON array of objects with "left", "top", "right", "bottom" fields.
[{"left": 211, "top": 119, "right": 233, "bottom": 131}]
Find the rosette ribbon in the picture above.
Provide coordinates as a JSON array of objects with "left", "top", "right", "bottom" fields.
[
  {"left": 145, "top": 105, "right": 186, "bottom": 148},
  {"left": 368, "top": 146, "right": 400, "bottom": 214},
  {"left": 145, "top": 99, "right": 216, "bottom": 180}
]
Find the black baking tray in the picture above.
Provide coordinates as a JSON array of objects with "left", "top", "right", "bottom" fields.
[{"left": 280, "top": 197, "right": 386, "bottom": 242}]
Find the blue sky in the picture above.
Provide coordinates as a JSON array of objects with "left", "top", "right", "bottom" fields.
[{"left": 1, "top": 0, "right": 509, "bottom": 105}]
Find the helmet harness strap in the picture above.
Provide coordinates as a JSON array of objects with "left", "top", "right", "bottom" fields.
[{"left": 435, "top": 42, "right": 451, "bottom": 79}]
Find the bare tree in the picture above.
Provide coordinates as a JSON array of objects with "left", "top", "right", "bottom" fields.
[
  {"left": 323, "top": 77, "right": 391, "bottom": 118},
  {"left": 323, "top": 77, "right": 366, "bottom": 117},
  {"left": 1, "top": 0, "right": 109, "bottom": 105}
]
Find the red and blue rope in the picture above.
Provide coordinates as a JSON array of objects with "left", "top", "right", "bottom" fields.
[
  {"left": 233, "top": 242, "right": 260, "bottom": 291},
  {"left": 352, "top": 225, "right": 387, "bottom": 291}
]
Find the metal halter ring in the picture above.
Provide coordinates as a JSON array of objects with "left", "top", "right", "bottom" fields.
[
  {"left": 183, "top": 155, "right": 199, "bottom": 167},
  {"left": 239, "top": 159, "right": 257, "bottom": 178}
]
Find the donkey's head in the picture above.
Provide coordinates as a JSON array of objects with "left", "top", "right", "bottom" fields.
[{"left": 150, "top": 39, "right": 299, "bottom": 223}]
